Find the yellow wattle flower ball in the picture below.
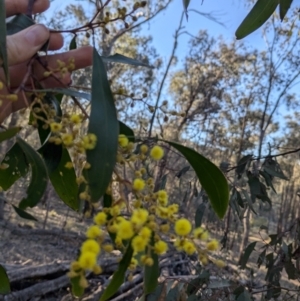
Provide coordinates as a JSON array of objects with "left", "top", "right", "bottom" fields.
[
  {"left": 157, "top": 190, "right": 168, "bottom": 206},
  {"left": 118, "top": 134, "right": 129, "bottom": 147},
  {"left": 140, "top": 144, "right": 148, "bottom": 154},
  {"left": 144, "top": 257, "right": 154, "bottom": 266},
  {"left": 174, "top": 218, "right": 192, "bottom": 236},
  {"left": 214, "top": 259, "right": 226, "bottom": 268},
  {"left": 139, "top": 226, "right": 152, "bottom": 241},
  {"left": 78, "top": 251, "right": 97, "bottom": 270},
  {"left": 86, "top": 225, "right": 102, "bottom": 239},
  {"left": 206, "top": 239, "right": 219, "bottom": 251},
  {"left": 129, "top": 258, "right": 138, "bottom": 270},
  {"left": 131, "top": 235, "right": 148, "bottom": 252},
  {"left": 154, "top": 240, "right": 168, "bottom": 255},
  {"left": 82, "top": 133, "right": 97, "bottom": 150},
  {"left": 193, "top": 227, "right": 209, "bottom": 241},
  {"left": 61, "top": 133, "right": 73, "bottom": 146},
  {"left": 94, "top": 212, "right": 107, "bottom": 225},
  {"left": 50, "top": 122, "right": 62, "bottom": 133},
  {"left": 183, "top": 240, "right": 196, "bottom": 255},
  {"left": 199, "top": 254, "right": 208, "bottom": 265},
  {"left": 167, "top": 204, "right": 179, "bottom": 214},
  {"left": 117, "top": 220, "right": 134, "bottom": 240},
  {"left": 131, "top": 208, "right": 149, "bottom": 227},
  {"left": 133, "top": 178, "right": 145, "bottom": 191},
  {"left": 160, "top": 223, "right": 170, "bottom": 233},
  {"left": 81, "top": 239, "right": 101, "bottom": 255},
  {"left": 103, "top": 244, "right": 114, "bottom": 253},
  {"left": 65, "top": 161, "right": 73, "bottom": 169},
  {"left": 70, "top": 114, "right": 82, "bottom": 124},
  {"left": 150, "top": 145, "right": 164, "bottom": 160},
  {"left": 93, "top": 265, "right": 103, "bottom": 274}
]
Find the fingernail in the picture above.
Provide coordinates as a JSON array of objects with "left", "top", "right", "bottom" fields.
[{"left": 25, "top": 25, "right": 49, "bottom": 46}]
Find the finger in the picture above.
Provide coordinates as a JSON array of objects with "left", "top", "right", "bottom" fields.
[
  {"left": 7, "top": 46, "right": 92, "bottom": 87},
  {"left": 39, "top": 46, "right": 94, "bottom": 71},
  {"left": 45, "top": 47, "right": 94, "bottom": 70},
  {"left": 48, "top": 33, "right": 64, "bottom": 51},
  {"left": 41, "top": 72, "right": 72, "bottom": 88},
  {"left": 5, "top": 0, "right": 50, "bottom": 17},
  {"left": 7, "top": 24, "right": 50, "bottom": 66}
]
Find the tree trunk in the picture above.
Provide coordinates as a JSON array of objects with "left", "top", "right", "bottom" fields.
[{"left": 239, "top": 207, "right": 251, "bottom": 260}]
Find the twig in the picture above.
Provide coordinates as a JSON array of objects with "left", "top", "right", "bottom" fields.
[
  {"left": 109, "top": 282, "right": 143, "bottom": 301},
  {"left": 26, "top": 0, "right": 35, "bottom": 18},
  {"left": 148, "top": 12, "right": 184, "bottom": 137},
  {"left": 226, "top": 147, "right": 300, "bottom": 173}
]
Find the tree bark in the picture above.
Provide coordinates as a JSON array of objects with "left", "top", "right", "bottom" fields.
[{"left": 239, "top": 207, "right": 251, "bottom": 260}]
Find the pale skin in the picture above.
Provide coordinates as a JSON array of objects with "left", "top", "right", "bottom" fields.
[{"left": 0, "top": 0, "right": 93, "bottom": 123}]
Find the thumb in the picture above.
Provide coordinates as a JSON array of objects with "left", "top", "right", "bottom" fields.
[{"left": 7, "top": 24, "right": 50, "bottom": 66}]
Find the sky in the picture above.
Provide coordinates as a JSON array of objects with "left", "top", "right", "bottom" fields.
[
  {"left": 47, "top": 0, "right": 268, "bottom": 58},
  {"left": 143, "top": 0, "right": 266, "bottom": 59}
]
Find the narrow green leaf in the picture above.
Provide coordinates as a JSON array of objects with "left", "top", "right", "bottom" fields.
[
  {"left": 187, "top": 296, "right": 198, "bottom": 301},
  {"left": 259, "top": 170, "right": 276, "bottom": 193},
  {"left": 237, "top": 291, "right": 252, "bottom": 301},
  {"left": 236, "top": 155, "right": 252, "bottom": 179},
  {"left": 49, "top": 148, "right": 79, "bottom": 211},
  {"left": 233, "top": 286, "right": 246, "bottom": 298},
  {"left": 12, "top": 205, "right": 38, "bottom": 221},
  {"left": 257, "top": 249, "right": 267, "bottom": 268},
  {"left": 159, "top": 174, "right": 168, "bottom": 190},
  {"left": 236, "top": 190, "right": 245, "bottom": 208},
  {"left": 238, "top": 242, "right": 256, "bottom": 269},
  {"left": 70, "top": 275, "right": 84, "bottom": 297},
  {"left": 175, "top": 165, "right": 190, "bottom": 178},
  {"left": 183, "top": 0, "right": 190, "bottom": 18},
  {"left": 165, "top": 141, "right": 229, "bottom": 219},
  {"left": 0, "top": 127, "right": 21, "bottom": 143},
  {"left": 119, "top": 121, "right": 135, "bottom": 142},
  {"left": 6, "top": 14, "right": 34, "bottom": 35},
  {"left": 6, "top": 14, "right": 49, "bottom": 51},
  {"left": 85, "top": 49, "right": 119, "bottom": 201},
  {"left": 0, "top": 264, "right": 10, "bottom": 294},
  {"left": 186, "top": 271, "right": 209, "bottom": 295},
  {"left": 0, "top": 143, "right": 28, "bottom": 190},
  {"left": 263, "top": 158, "right": 288, "bottom": 180},
  {"left": 100, "top": 243, "right": 133, "bottom": 301},
  {"left": 166, "top": 285, "right": 179, "bottom": 300},
  {"left": 241, "top": 189, "right": 257, "bottom": 214},
  {"left": 208, "top": 279, "right": 233, "bottom": 289},
  {"left": 102, "top": 53, "right": 153, "bottom": 68},
  {"left": 0, "top": 0, "right": 9, "bottom": 85},
  {"left": 17, "top": 137, "right": 48, "bottom": 210},
  {"left": 235, "top": 0, "right": 278, "bottom": 39},
  {"left": 248, "top": 174, "right": 261, "bottom": 202},
  {"left": 280, "top": 0, "right": 293, "bottom": 21},
  {"left": 34, "top": 88, "right": 91, "bottom": 101},
  {"left": 38, "top": 142, "right": 62, "bottom": 174},
  {"left": 69, "top": 35, "right": 77, "bottom": 50},
  {"left": 146, "top": 284, "right": 165, "bottom": 301},
  {"left": 144, "top": 235, "right": 159, "bottom": 295},
  {"left": 195, "top": 203, "right": 206, "bottom": 227}
]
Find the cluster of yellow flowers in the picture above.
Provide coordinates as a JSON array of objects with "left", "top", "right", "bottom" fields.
[
  {"left": 0, "top": 80, "right": 18, "bottom": 106},
  {"left": 68, "top": 135, "right": 225, "bottom": 289},
  {"left": 43, "top": 58, "right": 75, "bottom": 79}
]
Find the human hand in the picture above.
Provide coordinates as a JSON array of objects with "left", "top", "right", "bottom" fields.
[{"left": 0, "top": 0, "right": 93, "bottom": 123}]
